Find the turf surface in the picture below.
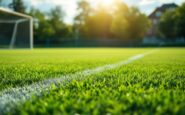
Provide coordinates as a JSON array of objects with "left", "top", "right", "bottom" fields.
[
  {"left": 0, "top": 48, "right": 184, "bottom": 114},
  {"left": 0, "top": 48, "right": 149, "bottom": 91}
]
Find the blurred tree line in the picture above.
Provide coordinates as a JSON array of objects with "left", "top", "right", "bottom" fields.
[
  {"left": 158, "top": 3, "right": 185, "bottom": 40},
  {"left": 29, "top": 6, "right": 74, "bottom": 45},
  {"left": 0, "top": 0, "right": 150, "bottom": 45},
  {"left": 74, "top": 0, "right": 150, "bottom": 43},
  {"left": 0, "top": 0, "right": 74, "bottom": 45},
  {"left": 2, "top": 0, "right": 184, "bottom": 46}
]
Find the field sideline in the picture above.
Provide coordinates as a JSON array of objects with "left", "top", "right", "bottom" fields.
[{"left": 0, "top": 48, "right": 185, "bottom": 114}]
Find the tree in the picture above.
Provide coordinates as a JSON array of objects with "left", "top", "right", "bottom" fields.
[
  {"left": 74, "top": 0, "right": 92, "bottom": 38},
  {"left": 9, "top": 0, "right": 26, "bottom": 13},
  {"left": 29, "top": 6, "right": 72, "bottom": 45},
  {"left": 29, "top": 7, "right": 54, "bottom": 40},
  {"left": 85, "top": 6, "right": 113, "bottom": 39},
  {"left": 75, "top": 0, "right": 91, "bottom": 25},
  {"left": 158, "top": 3, "right": 185, "bottom": 39},
  {"left": 176, "top": 3, "right": 185, "bottom": 38},
  {"left": 158, "top": 10, "right": 177, "bottom": 39},
  {"left": 111, "top": 3, "right": 130, "bottom": 39},
  {"left": 111, "top": 1, "right": 150, "bottom": 42},
  {"left": 48, "top": 6, "right": 67, "bottom": 39}
]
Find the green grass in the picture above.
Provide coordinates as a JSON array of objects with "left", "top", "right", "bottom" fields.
[
  {"left": 0, "top": 48, "right": 185, "bottom": 114},
  {"left": 0, "top": 48, "right": 149, "bottom": 91}
]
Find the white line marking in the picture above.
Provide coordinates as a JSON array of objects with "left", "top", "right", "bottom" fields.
[{"left": 0, "top": 49, "right": 158, "bottom": 114}]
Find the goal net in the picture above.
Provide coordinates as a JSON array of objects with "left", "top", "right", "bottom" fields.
[{"left": 0, "top": 8, "right": 33, "bottom": 49}]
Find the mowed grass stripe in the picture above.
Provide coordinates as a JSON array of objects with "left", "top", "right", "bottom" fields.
[{"left": 0, "top": 49, "right": 158, "bottom": 114}]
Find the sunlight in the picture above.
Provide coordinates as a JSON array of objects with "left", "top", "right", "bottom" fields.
[
  {"left": 100, "top": 0, "right": 114, "bottom": 6},
  {"left": 89, "top": 0, "right": 115, "bottom": 7}
]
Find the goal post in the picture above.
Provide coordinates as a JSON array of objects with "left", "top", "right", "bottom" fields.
[{"left": 0, "top": 8, "right": 33, "bottom": 49}]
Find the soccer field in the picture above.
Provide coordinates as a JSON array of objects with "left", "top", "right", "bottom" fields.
[{"left": 0, "top": 48, "right": 185, "bottom": 114}]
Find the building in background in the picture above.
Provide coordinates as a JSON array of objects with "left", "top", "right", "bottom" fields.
[
  {"left": 147, "top": 3, "right": 178, "bottom": 38},
  {"left": 143, "top": 3, "right": 178, "bottom": 45}
]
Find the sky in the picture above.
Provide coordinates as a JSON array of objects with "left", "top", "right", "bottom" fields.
[{"left": 2, "top": 0, "right": 185, "bottom": 24}]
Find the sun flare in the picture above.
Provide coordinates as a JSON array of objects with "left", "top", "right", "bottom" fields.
[
  {"left": 100, "top": 0, "right": 114, "bottom": 5},
  {"left": 89, "top": 0, "right": 115, "bottom": 7}
]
